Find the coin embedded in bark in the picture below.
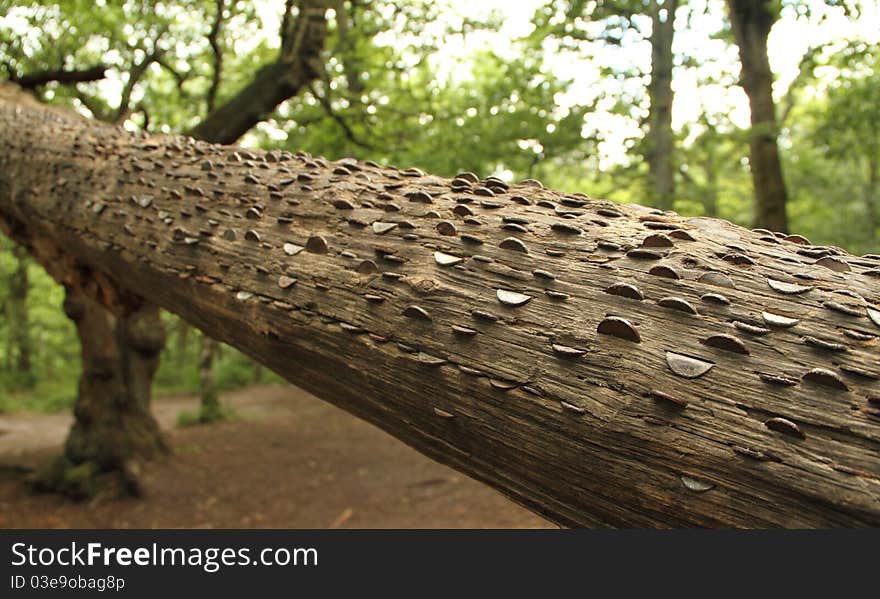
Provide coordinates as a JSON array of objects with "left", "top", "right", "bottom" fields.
[
  {"left": 658, "top": 297, "right": 698, "bottom": 314},
  {"left": 134, "top": 195, "right": 153, "bottom": 208},
  {"left": 372, "top": 222, "right": 397, "bottom": 235},
  {"left": 236, "top": 291, "right": 253, "bottom": 301},
  {"left": 499, "top": 237, "right": 528, "bottom": 253},
  {"left": 496, "top": 289, "right": 532, "bottom": 307},
  {"left": 283, "top": 243, "right": 304, "bottom": 256},
  {"left": 785, "top": 234, "right": 810, "bottom": 245},
  {"left": 550, "top": 222, "right": 582, "bottom": 235},
  {"left": 473, "top": 186, "right": 495, "bottom": 197},
  {"left": 670, "top": 230, "right": 697, "bottom": 241},
  {"left": 604, "top": 283, "right": 644, "bottom": 301},
  {"left": 767, "top": 278, "right": 812, "bottom": 294},
  {"left": 626, "top": 248, "right": 664, "bottom": 260},
  {"left": 597, "top": 317, "right": 641, "bottom": 342},
  {"left": 643, "top": 233, "right": 674, "bottom": 247},
  {"left": 764, "top": 417, "right": 806, "bottom": 439},
  {"left": 823, "top": 301, "right": 863, "bottom": 317},
  {"left": 762, "top": 312, "right": 799, "bottom": 327},
  {"left": 332, "top": 198, "right": 355, "bottom": 209},
  {"left": 698, "top": 272, "right": 735, "bottom": 288},
  {"left": 452, "top": 325, "right": 478, "bottom": 336},
  {"left": 489, "top": 379, "right": 518, "bottom": 390},
  {"left": 417, "top": 353, "right": 446, "bottom": 366},
  {"left": 722, "top": 252, "right": 756, "bottom": 266},
  {"left": 649, "top": 390, "right": 688, "bottom": 408},
  {"left": 403, "top": 305, "right": 432, "bottom": 320},
  {"left": 405, "top": 190, "right": 432, "bottom": 203},
  {"left": 648, "top": 265, "right": 680, "bottom": 279},
  {"left": 869, "top": 307, "right": 880, "bottom": 328},
  {"left": 666, "top": 352, "right": 714, "bottom": 378},
  {"left": 733, "top": 321, "right": 771, "bottom": 335},
  {"left": 560, "top": 401, "right": 586, "bottom": 415},
  {"left": 545, "top": 290, "right": 569, "bottom": 300},
  {"left": 759, "top": 372, "right": 799, "bottom": 386},
  {"left": 701, "top": 293, "right": 730, "bottom": 305},
  {"left": 471, "top": 309, "right": 499, "bottom": 321},
  {"left": 277, "top": 275, "right": 297, "bottom": 289},
  {"left": 815, "top": 256, "right": 850, "bottom": 272},
  {"left": 803, "top": 336, "right": 847, "bottom": 352},
  {"left": 552, "top": 343, "right": 586, "bottom": 357},
  {"left": 680, "top": 475, "right": 714, "bottom": 492},
  {"left": 703, "top": 334, "right": 749, "bottom": 354},
  {"left": 436, "top": 221, "right": 457, "bottom": 236},
  {"left": 802, "top": 368, "right": 849, "bottom": 390},
  {"left": 306, "top": 236, "right": 328, "bottom": 253},
  {"left": 244, "top": 230, "right": 261, "bottom": 242},
  {"left": 434, "top": 251, "right": 462, "bottom": 267}
]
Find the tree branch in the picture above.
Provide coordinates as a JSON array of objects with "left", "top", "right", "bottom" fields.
[
  {"left": 189, "top": 0, "right": 330, "bottom": 145},
  {"left": 206, "top": 0, "right": 227, "bottom": 113},
  {"left": 10, "top": 65, "right": 107, "bottom": 89},
  {"left": 307, "top": 81, "right": 373, "bottom": 149}
]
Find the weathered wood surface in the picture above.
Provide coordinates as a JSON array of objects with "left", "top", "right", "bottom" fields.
[{"left": 1, "top": 84, "right": 878, "bottom": 527}]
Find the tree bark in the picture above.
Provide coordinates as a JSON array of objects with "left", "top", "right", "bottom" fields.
[
  {"left": 1, "top": 84, "right": 878, "bottom": 527},
  {"left": 726, "top": 0, "right": 789, "bottom": 233},
  {"left": 646, "top": 0, "right": 678, "bottom": 212},
  {"left": 35, "top": 288, "right": 167, "bottom": 498},
  {"left": 6, "top": 244, "right": 34, "bottom": 388}
]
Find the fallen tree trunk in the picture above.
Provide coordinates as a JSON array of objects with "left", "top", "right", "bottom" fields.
[{"left": 1, "top": 83, "right": 878, "bottom": 527}]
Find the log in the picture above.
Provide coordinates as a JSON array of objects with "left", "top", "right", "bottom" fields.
[{"left": 1, "top": 83, "right": 878, "bottom": 527}]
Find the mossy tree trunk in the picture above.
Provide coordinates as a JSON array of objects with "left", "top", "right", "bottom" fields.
[
  {"left": 6, "top": 244, "right": 34, "bottom": 388},
  {"left": 37, "top": 289, "right": 167, "bottom": 498},
  {"left": 197, "top": 335, "right": 222, "bottom": 421}
]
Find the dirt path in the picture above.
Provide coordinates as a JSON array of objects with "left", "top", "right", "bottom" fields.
[{"left": 0, "top": 384, "right": 552, "bottom": 529}]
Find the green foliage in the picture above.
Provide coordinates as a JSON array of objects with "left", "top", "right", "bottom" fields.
[{"left": 784, "top": 41, "right": 880, "bottom": 254}]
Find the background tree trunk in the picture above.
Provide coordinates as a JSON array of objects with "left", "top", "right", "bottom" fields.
[
  {"left": 198, "top": 335, "right": 221, "bottom": 421},
  {"left": 6, "top": 243, "right": 34, "bottom": 388},
  {"left": 646, "top": 0, "right": 678, "bottom": 212},
  {"left": 726, "top": 0, "right": 789, "bottom": 233},
  {"left": 1, "top": 84, "right": 878, "bottom": 527},
  {"left": 36, "top": 289, "right": 166, "bottom": 498},
  {"left": 176, "top": 319, "right": 190, "bottom": 358},
  {"left": 866, "top": 156, "right": 877, "bottom": 247}
]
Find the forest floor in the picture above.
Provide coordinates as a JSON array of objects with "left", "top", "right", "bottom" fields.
[{"left": 0, "top": 384, "right": 551, "bottom": 529}]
